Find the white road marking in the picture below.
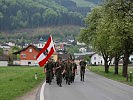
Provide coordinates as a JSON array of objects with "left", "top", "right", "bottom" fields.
[{"left": 40, "top": 81, "right": 46, "bottom": 100}]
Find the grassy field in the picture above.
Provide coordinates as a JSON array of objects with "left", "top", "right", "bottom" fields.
[
  {"left": 88, "top": 66, "right": 133, "bottom": 86},
  {"left": 71, "top": 0, "right": 95, "bottom": 7},
  {"left": 0, "top": 66, "right": 45, "bottom": 100}
]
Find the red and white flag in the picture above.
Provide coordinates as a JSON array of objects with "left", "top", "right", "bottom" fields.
[{"left": 36, "top": 35, "right": 55, "bottom": 67}]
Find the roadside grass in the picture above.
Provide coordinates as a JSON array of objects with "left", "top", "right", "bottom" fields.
[
  {"left": 0, "top": 66, "right": 45, "bottom": 100},
  {"left": 88, "top": 66, "right": 133, "bottom": 86}
]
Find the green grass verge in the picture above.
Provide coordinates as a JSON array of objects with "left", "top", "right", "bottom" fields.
[
  {"left": 88, "top": 66, "right": 133, "bottom": 86},
  {"left": 0, "top": 66, "right": 45, "bottom": 100}
]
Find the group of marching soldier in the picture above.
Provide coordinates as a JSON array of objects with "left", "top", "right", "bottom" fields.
[{"left": 44, "top": 58, "right": 87, "bottom": 87}]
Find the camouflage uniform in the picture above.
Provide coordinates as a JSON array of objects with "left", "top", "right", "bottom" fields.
[
  {"left": 44, "top": 60, "right": 54, "bottom": 85},
  {"left": 79, "top": 60, "right": 87, "bottom": 82},
  {"left": 71, "top": 61, "right": 77, "bottom": 83},
  {"left": 65, "top": 60, "right": 72, "bottom": 85},
  {"left": 55, "top": 60, "right": 64, "bottom": 87}
]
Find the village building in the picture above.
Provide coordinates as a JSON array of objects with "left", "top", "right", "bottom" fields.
[
  {"left": 13, "top": 45, "right": 40, "bottom": 66},
  {"left": 74, "top": 52, "right": 95, "bottom": 64},
  {"left": 79, "top": 47, "right": 87, "bottom": 53},
  {"left": 90, "top": 54, "right": 133, "bottom": 65},
  {"left": 13, "top": 45, "right": 61, "bottom": 66},
  {"left": 0, "top": 55, "right": 8, "bottom": 66},
  {"left": 77, "top": 41, "right": 85, "bottom": 46},
  {"left": 55, "top": 43, "right": 65, "bottom": 52},
  {"left": 129, "top": 55, "right": 133, "bottom": 63},
  {"left": 90, "top": 54, "right": 105, "bottom": 65},
  {"left": 0, "top": 44, "right": 11, "bottom": 55},
  {"left": 6, "top": 42, "right": 15, "bottom": 47},
  {"left": 33, "top": 37, "right": 46, "bottom": 49}
]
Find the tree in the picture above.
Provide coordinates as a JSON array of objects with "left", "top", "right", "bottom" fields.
[
  {"left": 79, "top": 7, "right": 114, "bottom": 73},
  {"left": 103, "top": 0, "right": 133, "bottom": 77},
  {"left": 79, "top": 0, "right": 133, "bottom": 75},
  {"left": 83, "top": 55, "right": 91, "bottom": 63}
]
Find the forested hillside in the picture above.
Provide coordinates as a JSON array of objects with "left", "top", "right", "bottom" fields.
[
  {"left": 54, "top": 0, "right": 91, "bottom": 15},
  {"left": 0, "top": 0, "right": 83, "bottom": 30},
  {"left": 0, "top": 0, "right": 102, "bottom": 31}
]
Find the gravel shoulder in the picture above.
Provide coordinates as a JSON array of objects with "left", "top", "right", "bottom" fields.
[{"left": 16, "top": 83, "right": 42, "bottom": 100}]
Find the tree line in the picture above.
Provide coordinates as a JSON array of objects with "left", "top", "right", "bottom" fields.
[
  {"left": 0, "top": 0, "right": 83, "bottom": 30},
  {"left": 54, "top": 0, "right": 91, "bottom": 16},
  {"left": 79, "top": 0, "right": 133, "bottom": 77}
]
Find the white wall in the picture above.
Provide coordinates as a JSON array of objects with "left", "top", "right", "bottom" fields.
[
  {"left": 20, "top": 60, "right": 38, "bottom": 66},
  {"left": 91, "top": 54, "right": 114, "bottom": 65},
  {"left": 13, "top": 60, "right": 21, "bottom": 65},
  {"left": 0, "top": 61, "right": 8, "bottom": 66},
  {"left": 79, "top": 48, "right": 87, "bottom": 53},
  {"left": 129, "top": 55, "right": 133, "bottom": 63},
  {"left": 91, "top": 54, "right": 104, "bottom": 65}
]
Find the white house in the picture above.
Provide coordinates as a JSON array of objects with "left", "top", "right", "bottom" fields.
[
  {"left": 90, "top": 53, "right": 114, "bottom": 65},
  {"left": 79, "top": 47, "right": 87, "bottom": 53},
  {"left": 0, "top": 44, "right": 11, "bottom": 49},
  {"left": 129, "top": 55, "right": 133, "bottom": 63},
  {"left": 33, "top": 42, "right": 46, "bottom": 49},
  {"left": 6, "top": 42, "right": 15, "bottom": 47},
  {"left": 77, "top": 41, "right": 85, "bottom": 46},
  {"left": 0, "top": 44, "right": 11, "bottom": 55},
  {"left": 91, "top": 54, "right": 104, "bottom": 65}
]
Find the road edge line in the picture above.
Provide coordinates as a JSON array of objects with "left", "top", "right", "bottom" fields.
[{"left": 40, "top": 81, "right": 46, "bottom": 100}]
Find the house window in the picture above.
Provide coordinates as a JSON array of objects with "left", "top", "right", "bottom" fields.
[
  {"left": 22, "top": 54, "right": 26, "bottom": 58},
  {"left": 101, "top": 60, "right": 102, "bottom": 64},
  {"left": 34, "top": 55, "right": 36, "bottom": 59},
  {"left": 94, "top": 57, "right": 96, "bottom": 60},
  {"left": 29, "top": 49, "right": 32, "bottom": 52}
]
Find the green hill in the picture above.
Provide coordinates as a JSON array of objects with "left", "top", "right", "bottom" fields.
[{"left": 0, "top": 0, "right": 102, "bottom": 31}]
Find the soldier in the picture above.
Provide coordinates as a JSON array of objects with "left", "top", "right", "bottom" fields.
[
  {"left": 51, "top": 59, "right": 56, "bottom": 79},
  {"left": 71, "top": 59, "right": 77, "bottom": 83},
  {"left": 62, "top": 60, "right": 66, "bottom": 80},
  {"left": 44, "top": 59, "right": 54, "bottom": 85},
  {"left": 55, "top": 59, "right": 64, "bottom": 87},
  {"left": 79, "top": 60, "right": 87, "bottom": 82},
  {"left": 65, "top": 59, "right": 72, "bottom": 85}
]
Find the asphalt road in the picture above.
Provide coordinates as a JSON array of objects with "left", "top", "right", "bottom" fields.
[{"left": 42, "top": 69, "right": 133, "bottom": 100}]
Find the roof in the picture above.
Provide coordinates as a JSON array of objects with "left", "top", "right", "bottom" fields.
[
  {"left": 1, "top": 44, "right": 10, "bottom": 46},
  {"left": 13, "top": 45, "right": 40, "bottom": 54},
  {"left": 74, "top": 52, "right": 95, "bottom": 56}
]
